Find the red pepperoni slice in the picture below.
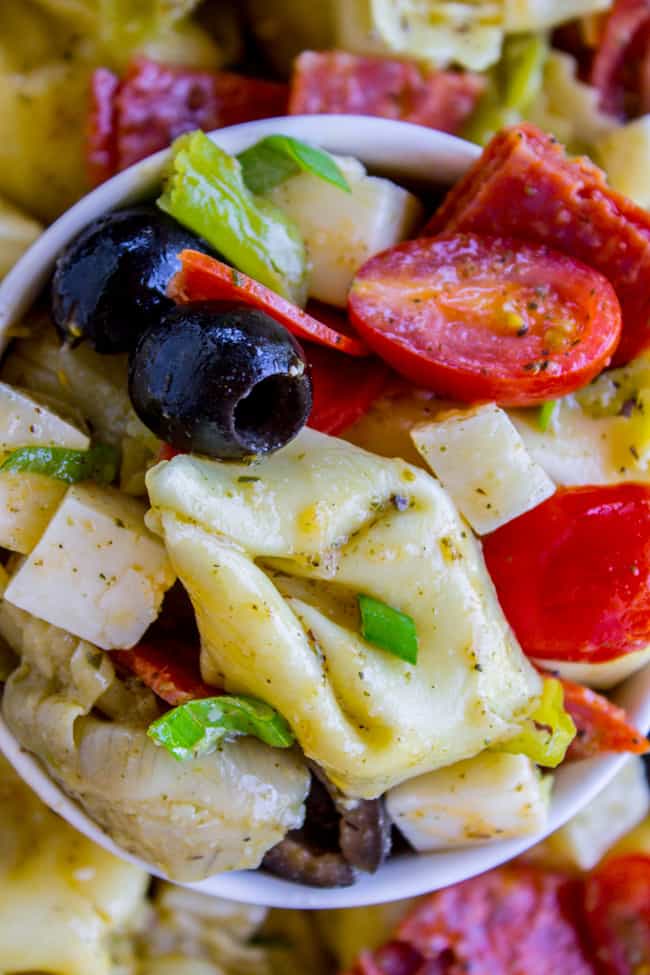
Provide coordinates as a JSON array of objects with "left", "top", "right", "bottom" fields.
[
  {"left": 395, "top": 865, "right": 594, "bottom": 975},
  {"left": 426, "top": 123, "right": 650, "bottom": 365},
  {"left": 87, "top": 58, "right": 288, "bottom": 183},
  {"left": 87, "top": 68, "right": 120, "bottom": 187},
  {"left": 590, "top": 0, "right": 650, "bottom": 115},
  {"left": 171, "top": 249, "right": 369, "bottom": 356},
  {"left": 111, "top": 639, "right": 218, "bottom": 706},
  {"left": 348, "top": 233, "right": 620, "bottom": 405},
  {"left": 289, "top": 50, "right": 484, "bottom": 134},
  {"left": 305, "top": 337, "right": 389, "bottom": 436},
  {"left": 557, "top": 676, "right": 649, "bottom": 760}
]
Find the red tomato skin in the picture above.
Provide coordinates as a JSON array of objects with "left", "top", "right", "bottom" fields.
[
  {"left": 483, "top": 484, "right": 650, "bottom": 663},
  {"left": 306, "top": 341, "right": 389, "bottom": 435},
  {"left": 393, "top": 865, "right": 595, "bottom": 975},
  {"left": 426, "top": 123, "right": 650, "bottom": 365},
  {"left": 171, "top": 250, "right": 369, "bottom": 357},
  {"left": 111, "top": 640, "right": 218, "bottom": 706},
  {"left": 87, "top": 68, "right": 120, "bottom": 187},
  {"left": 289, "top": 50, "right": 484, "bottom": 135},
  {"left": 584, "top": 854, "right": 650, "bottom": 975},
  {"left": 348, "top": 233, "right": 621, "bottom": 406},
  {"left": 554, "top": 675, "right": 649, "bottom": 759}
]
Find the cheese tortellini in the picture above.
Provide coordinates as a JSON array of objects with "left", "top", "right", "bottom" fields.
[
  {"left": 146, "top": 429, "right": 541, "bottom": 799},
  {"left": 0, "top": 600, "right": 309, "bottom": 881}
]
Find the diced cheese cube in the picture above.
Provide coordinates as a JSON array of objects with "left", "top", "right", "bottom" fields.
[
  {"left": 534, "top": 647, "right": 650, "bottom": 690},
  {"left": 0, "top": 472, "right": 66, "bottom": 553},
  {"left": 268, "top": 155, "right": 423, "bottom": 306},
  {"left": 0, "top": 381, "right": 89, "bottom": 451},
  {"left": 535, "top": 757, "right": 649, "bottom": 870},
  {"left": 412, "top": 403, "right": 556, "bottom": 534},
  {"left": 4, "top": 484, "right": 175, "bottom": 649},
  {"left": 386, "top": 752, "right": 550, "bottom": 851}
]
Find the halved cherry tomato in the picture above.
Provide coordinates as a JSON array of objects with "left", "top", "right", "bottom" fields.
[
  {"left": 483, "top": 485, "right": 650, "bottom": 663},
  {"left": 554, "top": 675, "right": 649, "bottom": 759},
  {"left": 583, "top": 854, "right": 650, "bottom": 974},
  {"left": 393, "top": 865, "right": 594, "bottom": 975},
  {"left": 111, "top": 640, "right": 218, "bottom": 706},
  {"left": 171, "top": 250, "right": 369, "bottom": 356},
  {"left": 347, "top": 234, "right": 621, "bottom": 406},
  {"left": 306, "top": 341, "right": 389, "bottom": 435}
]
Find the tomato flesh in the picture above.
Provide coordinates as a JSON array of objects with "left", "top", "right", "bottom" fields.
[
  {"left": 483, "top": 484, "right": 650, "bottom": 663},
  {"left": 584, "top": 855, "right": 650, "bottom": 975},
  {"left": 172, "top": 249, "right": 369, "bottom": 356},
  {"left": 348, "top": 234, "right": 621, "bottom": 406}
]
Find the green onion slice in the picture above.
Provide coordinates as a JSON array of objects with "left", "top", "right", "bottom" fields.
[
  {"left": 157, "top": 130, "right": 307, "bottom": 305},
  {"left": 147, "top": 694, "right": 295, "bottom": 761},
  {"left": 238, "top": 135, "right": 351, "bottom": 196},
  {"left": 538, "top": 399, "right": 559, "bottom": 432},
  {"left": 0, "top": 444, "right": 119, "bottom": 484},
  {"left": 358, "top": 593, "right": 418, "bottom": 664}
]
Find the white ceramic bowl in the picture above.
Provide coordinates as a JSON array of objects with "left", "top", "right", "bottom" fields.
[{"left": 1, "top": 114, "right": 649, "bottom": 910}]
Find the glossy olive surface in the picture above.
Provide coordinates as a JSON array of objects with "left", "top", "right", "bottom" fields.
[
  {"left": 51, "top": 206, "right": 210, "bottom": 354},
  {"left": 129, "top": 302, "right": 312, "bottom": 459}
]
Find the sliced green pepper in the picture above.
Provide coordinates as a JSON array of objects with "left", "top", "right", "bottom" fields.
[
  {"left": 157, "top": 130, "right": 308, "bottom": 305},
  {"left": 496, "top": 677, "right": 576, "bottom": 768}
]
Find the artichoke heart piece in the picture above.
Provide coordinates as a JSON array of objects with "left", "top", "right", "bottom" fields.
[
  {"left": 1, "top": 607, "right": 309, "bottom": 883},
  {"left": 146, "top": 428, "right": 541, "bottom": 799}
]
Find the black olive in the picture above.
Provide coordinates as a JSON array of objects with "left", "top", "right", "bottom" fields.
[
  {"left": 51, "top": 206, "right": 211, "bottom": 354},
  {"left": 128, "top": 302, "right": 312, "bottom": 459}
]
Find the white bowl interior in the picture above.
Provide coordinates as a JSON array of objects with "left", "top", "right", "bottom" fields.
[{"left": 0, "top": 114, "right": 648, "bottom": 909}]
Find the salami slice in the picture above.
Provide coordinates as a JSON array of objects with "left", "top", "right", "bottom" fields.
[
  {"left": 87, "top": 68, "right": 120, "bottom": 187},
  {"left": 427, "top": 123, "right": 650, "bottom": 364},
  {"left": 111, "top": 640, "right": 218, "bottom": 706},
  {"left": 559, "top": 676, "right": 650, "bottom": 760},
  {"left": 590, "top": 0, "right": 650, "bottom": 115},
  {"left": 393, "top": 866, "right": 594, "bottom": 975},
  {"left": 289, "top": 50, "right": 484, "bottom": 134},
  {"left": 87, "top": 58, "right": 288, "bottom": 184}
]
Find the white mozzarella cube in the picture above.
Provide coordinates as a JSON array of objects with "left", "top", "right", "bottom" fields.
[
  {"left": 539, "top": 757, "right": 649, "bottom": 870},
  {"left": 4, "top": 484, "right": 175, "bottom": 649},
  {"left": 535, "top": 648, "right": 650, "bottom": 690},
  {"left": 386, "top": 752, "right": 550, "bottom": 851},
  {"left": 0, "top": 472, "right": 66, "bottom": 553},
  {"left": 412, "top": 403, "right": 556, "bottom": 534},
  {"left": 268, "top": 155, "right": 423, "bottom": 307},
  {"left": 0, "top": 381, "right": 89, "bottom": 451}
]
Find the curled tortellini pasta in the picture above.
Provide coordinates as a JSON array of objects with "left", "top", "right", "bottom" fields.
[
  {"left": 0, "top": 600, "right": 309, "bottom": 881},
  {"left": 146, "top": 429, "right": 541, "bottom": 799}
]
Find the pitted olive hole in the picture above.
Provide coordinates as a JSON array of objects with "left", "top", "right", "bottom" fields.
[{"left": 235, "top": 374, "right": 309, "bottom": 451}]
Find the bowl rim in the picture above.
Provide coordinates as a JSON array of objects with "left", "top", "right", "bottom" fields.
[{"left": 1, "top": 113, "right": 649, "bottom": 910}]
